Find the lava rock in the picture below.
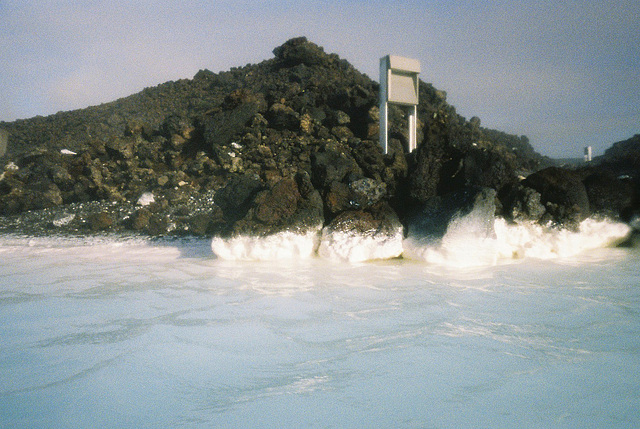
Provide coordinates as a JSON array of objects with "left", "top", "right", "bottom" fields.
[
  {"left": 0, "top": 37, "right": 611, "bottom": 239},
  {"left": 318, "top": 202, "right": 404, "bottom": 261},
  {"left": 499, "top": 183, "right": 546, "bottom": 222},
  {"left": 88, "top": 211, "right": 114, "bottom": 231},
  {"left": 213, "top": 174, "right": 264, "bottom": 222},
  {"left": 272, "top": 37, "right": 329, "bottom": 67},
  {"left": 324, "top": 202, "right": 402, "bottom": 237},
  {"left": 311, "top": 143, "right": 362, "bottom": 189},
  {"left": 523, "top": 167, "right": 590, "bottom": 225},
  {"left": 583, "top": 170, "right": 635, "bottom": 220},
  {"left": 203, "top": 102, "right": 261, "bottom": 150},
  {"left": 225, "top": 176, "right": 324, "bottom": 236},
  {"left": 253, "top": 177, "right": 301, "bottom": 224}
]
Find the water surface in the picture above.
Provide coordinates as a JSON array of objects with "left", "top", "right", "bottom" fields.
[{"left": 0, "top": 237, "right": 638, "bottom": 428}]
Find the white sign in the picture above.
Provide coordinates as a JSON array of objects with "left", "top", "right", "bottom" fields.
[{"left": 379, "top": 55, "right": 420, "bottom": 154}]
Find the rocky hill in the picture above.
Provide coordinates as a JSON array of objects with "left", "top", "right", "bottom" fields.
[{"left": 0, "top": 37, "right": 636, "bottom": 238}]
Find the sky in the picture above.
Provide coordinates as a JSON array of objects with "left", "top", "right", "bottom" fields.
[{"left": 1, "top": 0, "right": 638, "bottom": 158}]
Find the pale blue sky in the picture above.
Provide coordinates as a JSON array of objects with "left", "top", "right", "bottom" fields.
[{"left": 1, "top": 0, "right": 638, "bottom": 157}]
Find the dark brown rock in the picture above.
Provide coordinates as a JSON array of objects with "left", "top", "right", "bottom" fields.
[
  {"left": 203, "top": 102, "right": 261, "bottom": 150},
  {"left": 88, "top": 211, "right": 114, "bottom": 231},
  {"left": 323, "top": 202, "right": 402, "bottom": 237},
  {"left": 214, "top": 174, "right": 263, "bottom": 222},
  {"left": 267, "top": 103, "right": 300, "bottom": 131},
  {"left": 324, "top": 181, "right": 351, "bottom": 215},
  {"left": 130, "top": 207, "right": 152, "bottom": 231},
  {"left": 311, "top": 143, "right": 362, "bottom": 189},
  {"left": 523, "top": 167, "right": 590, "bottom": 225},
  {"left": 499, "top": 183, "right": 546, "bottom": 222},
  {"left": 583, "top": 170, "right": 635, "bottom": 219},
  {"left": 253, "top": 177, "right": 301, "bottom": 224},
  {"left": 272, "top": 37, "right": 329, "bottom": 67}
]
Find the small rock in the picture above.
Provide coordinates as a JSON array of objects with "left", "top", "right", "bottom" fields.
[
  {"left": 129, "top": 208, "right": 152, "bottom": 231},
  {"left": 88, "top": 211, "right": 114, "bottom": 231}
]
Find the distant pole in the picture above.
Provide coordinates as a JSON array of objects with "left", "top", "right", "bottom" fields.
[{"left": 584, "top": 146, "right": 592, "bottom": 162}]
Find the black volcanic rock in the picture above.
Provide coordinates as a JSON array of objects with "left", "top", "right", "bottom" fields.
[
  {"left": 583, "top": 170, "right": 635, "bottom": 220},
  {"left": 499, "top": 183, "right": 546, "bottom": 222},
  {"left": 577, "top": 134, "right": 640, "bottom": 225},
  {"left": 213, "top": 174, "right": 264, "bottom": 223},
  {"left": 322, "top": 202, "right": 402, "bottom": 239},
  {"left": 218, "top": 175, "right": 324, "bottom": 237},
  {"left": 600, "top": 134, "right": 640, "bottom": 170},
  {"left": 523, "top": 167, "right": 590, "bottom": 226},
  {"left": 0, "top": 37, "right": 608, "bottom": 240},
  {"left": 273, "top": 36, "right": 330, "bottom": 68}
]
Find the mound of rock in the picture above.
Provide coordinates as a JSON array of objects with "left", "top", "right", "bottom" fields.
[{"left": 0, "top": 37, "right": 636, "bottom": 243}]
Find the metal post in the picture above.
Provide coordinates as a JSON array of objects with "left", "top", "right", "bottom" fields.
[
  {"left": 379, "top": 57, "right": 390, "bottom": 155},
  {"left": 408, "top": 104, "right": 417, "bottom": 152}
]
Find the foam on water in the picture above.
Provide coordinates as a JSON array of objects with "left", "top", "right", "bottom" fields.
[
  {"left": 403, "top": 233, "right": 501, "bottom": 267},
  {"left": 211, "top": 228, "right": 321, "bottom": 260},
  {"left": 0, "top": 234, "right": 188, "bottom": 262},
  {"left": 3, "top": 217, "right": 628, "bottom": 268},
  {"left": 494, "top": 218, "right": 632, "bottom": 260},
  {"left": 209, "top": 217, "right": 631, "bottom": 265},
  {"left": 317, "top": 226, "right": 404, "bottom": 262},
  {"left": 404, "top": 218, "right": 631, "bottom": 267}
]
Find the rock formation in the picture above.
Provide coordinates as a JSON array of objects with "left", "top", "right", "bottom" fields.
[{"left": 0, "top": 38, "right": 636, "bottom": 240}]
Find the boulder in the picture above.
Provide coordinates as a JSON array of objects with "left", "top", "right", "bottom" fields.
[
  {"left": 253, "top": 177, "right": 301, "bottom": 224},
  {"left": 88, "top": 211, "right": 114, "bottom": 231},
  {"left": 348, "top": 177, "right": 387, "bottom": 209},
  {"left": 318, "top": 203, "right": 404, "bottom": 262},
  {"left": 601, "top": 134, "right": 640, "bottom": 169},
  {"left": 272, "top": 37, "right": 329, "bottom": 67},
  {"left": 267, "top": 103, "right": 300, "bottom": 131},
  {"left": 583, "top": 170, "right": 635, "bottom": 220},
  {"left": 461, "top": 143, "right": 518, "bottom": 191},
  {"left": 213, "top": 174, "right": 264, "bottom": 222},
  {"left": 290, "top": 171, "right": 325, "bottom": 230},
  {"left": 523, "top": 167, "right": 590, "bottom": 226},
  {"left": 499, "top": 183, "right": 546, "bottom": 222},
  {"left": 160, "top": 115, "right": 195, "bottom": 140},
  {"left": 311, "top": 143, "right": 362, "bottom": 189},
  {"left": 223, "top": 175, "right": 324, "bottom": 237},
  {"left": 324, "top": 181, "right": 351, "bottom": 214},
  {"left": 105, "top": 137, "right": 135, "bottom": 160},
  {"left": 203, "top": 102, "right": 262, "bottom": 150},
  {"left": 129, "top": 207, "right": 152, "bottom": 231},
  {"left": 408, "top": 132, "right": 464, "bottom": 203}
]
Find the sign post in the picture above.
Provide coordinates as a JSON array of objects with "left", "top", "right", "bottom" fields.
[{"left": 379, "top": 55, "right": 420, "bottom": 154}]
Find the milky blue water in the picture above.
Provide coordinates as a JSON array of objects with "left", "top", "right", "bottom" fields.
[{"left": 1, "top": 236, "right": 639, "bottom": 428}]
